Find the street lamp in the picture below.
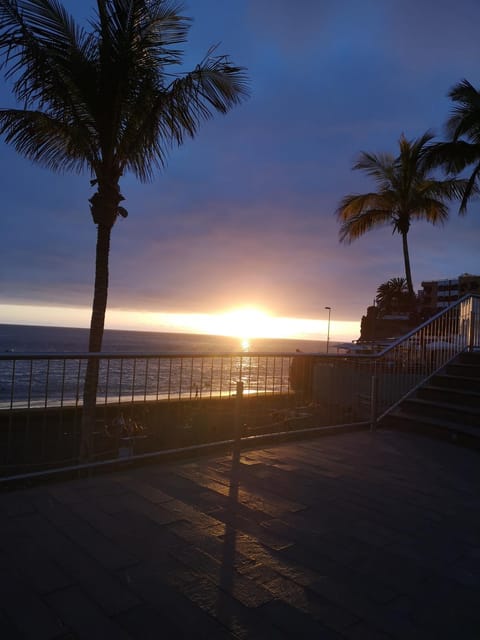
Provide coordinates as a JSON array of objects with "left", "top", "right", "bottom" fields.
[{"left": 324, "top": 306, "right": 332, "bottom": 354}]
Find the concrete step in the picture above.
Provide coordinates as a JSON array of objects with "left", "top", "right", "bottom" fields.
[
  {"left": 382, "top": 410, "right": 480, "bottom": 447},
  {"left": 417, "top": 384, "right": 480, "bottom": 408},
  {"left": 457, "top": 351, "right": 480, "bottom": 365},
  {"left": 446, "top": 362, "right": 480, "bottom": 378},
  {"left": 430, "top": 373, "right": 480, "bottom": 394},
  {"left": 400, "top": 397, "right": 480, "bottom": 427},
  {"left": 381, "top": 349, "right": 480, "bottom": 448}
]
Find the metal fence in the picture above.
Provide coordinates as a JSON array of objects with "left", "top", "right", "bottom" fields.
[
  {"left": 1, "top": 295, "right": 479, "bottom": 480},
  {"left": 0, "top": 352, "right": 324, "bottom": 478},
  {"left": 0, "top": 352, "right": 293, "bottom": 410},
  {"left": 312, "top": 295, "right": 480, "bottom": 427},
  {"left": 369, "top": 293, "right": 480, "bottom": 422}
]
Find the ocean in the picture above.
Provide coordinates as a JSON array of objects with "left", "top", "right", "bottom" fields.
[
  {"left": 0, "top": 324, "right": 329, "bottom": 408},
  {"left": 0, "top": 324, "right": 329, "bottom": 354}
]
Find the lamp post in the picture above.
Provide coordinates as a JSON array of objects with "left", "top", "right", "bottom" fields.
[{"left": 324, "top": 306, "right": 332, "bottom": 354}]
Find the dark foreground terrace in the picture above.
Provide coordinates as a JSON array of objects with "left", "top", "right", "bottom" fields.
[{"left": 1, "top": 429, "right": 479, "bottom": 639}]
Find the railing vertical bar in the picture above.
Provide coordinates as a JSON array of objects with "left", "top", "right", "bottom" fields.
[
  {"left": 27, "top": 360, "right": 33, "bottom": 409},
  {"left": 370, "top": 360, "right": 377, "bottom": 432},
  {"left": 264, "top": 356, "right": 269, "bottom": 396},
  {"left": 167, "top": 358, "right": 172, "bottom": 400},
  {"left": 60, "top": 359, "right": 66, "bottom": 408},
  {"left": 255, "top": 356, "right": 260, "bottom": 396},
  {"left": 228, "top": 356, "right": 233, "bottom": 397},
  {"left": 104, "top": 359, "right": 110, "bottom": 405},
  {"left": 219, "top": 356, "right": 224, "bottom": 398},
  {"left": 9, "top": 359, "right": 16, "bottom": 410},
  {"left": 155, "top": 357, "right": 161, "bottom": 400},
  {"left": 284, "top": 356, "right": 290, "bottom": 394},
  {"left": 144, "top": 358, "right": 149, "bottom": 403},
  {"left": 272, "top": 357, "right": 277, "bottom": 395},
  {"left": 209, "top": 357, "right": 214, "bottom": 400},
  {"left": 470, "top": 309, "right": 475, "bottom": 351},
  {"left": 58, "top": 360, "right": 66, "bottom": 445},
  {"left": 118, "top": 359, "right": 124, "bottom": 403},
  {"left": 200, "top": 357, "right": 205, "bottom": 399},
  {"left": 44, "top": 359, "right": 50, "bottom": 409},
  {"left": 246, "top": 355, "right": 252, "bottom": 397},
  {"left": 188, "top": 357, "right": 194, "bottom": 400},
  {"left": 25, "top": 360, "right": 32, "bottom": 435},
  {"left": 131, "top": 358, "right": 137, "bottom": 403},
  {"left": 7, "top": 359, "right": 16, "bottom": 465},
  {"left": 238, "top": 356, "right": 243, "bottom": 392},
  {"left": 41, "top": 359, "right": 51, "bottom": 461},
  {"left": 75, "top": 359, "right": 82, "bottom": 407},
  {"left": 178, "top": 358, "right": 184, "bottom": 400},
  {"left": 234, "top": 380, "right": 244, "bottom": 444}
]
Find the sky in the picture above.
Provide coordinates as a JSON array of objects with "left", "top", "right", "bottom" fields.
[{"left": 1, "top": 0, "right": 480, "bottom": 342}]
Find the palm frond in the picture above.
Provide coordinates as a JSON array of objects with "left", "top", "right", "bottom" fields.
[
  {"left": 0, "top": 0, "right": 90, "bottom": 106},
  {"left": 96, "top": 0, "right": 190, "bottom": 75},
  {"left": 353, "top": 150, "right": 396, "bottom": 188},
  {"left": 375, "top": 277, "right": 409, "bottom": 313},
  {"left": 409, "top": 198, "right": 449, "bottom": 225},
  {"left": 0, "top": 107, "right": 96, "bottom": 172},
  {"left": 421, "top": 177, "right": 470, "bottom": 200},
  {"left": 118, "top": 51, "right": 249, "bottom": 180},
  {"left": 459, "top": 161, "right": 480, "bottom": 214},
  {"left": 424, "top": 140, "right": 480, "bottom": 174},
  {"left": 337, "top": 193, "right": 393, "bottom": 243},
  {"left": 336, "top": 192, "right": 394, "bottom": 220},
  {"left": 338, "top": 210, "right": 393, "bottom": 243},
  {"left": 446, "top": 79, "right": 480, "bottom": 142},
  {"left": 448, "top": 78, "right": 479, "bottom": 103}
]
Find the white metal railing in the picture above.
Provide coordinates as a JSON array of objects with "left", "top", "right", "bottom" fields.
[
  {"left": 1, "top": 295, "right": 478, "bottom": 480},
  {"left": 314, "top": 294, "right": 480, "bottom": 428},
  {"left": 0, "top": 352, "right": 293, "bottom": 410},
  {"left": 371, "top": 293, "right": 480, "bottom": 422},
  {"left": 0, "top": 352, "right": 323, "bottom": 478},
  {"left": 310, "top": 295, "right": 480, "bottom": 428}
]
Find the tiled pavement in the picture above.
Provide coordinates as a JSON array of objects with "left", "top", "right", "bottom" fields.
[{"left": 1, "top": 429, "right": 479, "bottom": 639}]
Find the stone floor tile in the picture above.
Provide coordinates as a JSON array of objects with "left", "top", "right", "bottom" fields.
[{"left": 45, "top": 586, "right": 132, "bottom": 639}]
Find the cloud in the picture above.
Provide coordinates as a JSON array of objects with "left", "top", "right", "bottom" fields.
[{"left": 2, "top": 0, "right": 480, "bottom": 332}]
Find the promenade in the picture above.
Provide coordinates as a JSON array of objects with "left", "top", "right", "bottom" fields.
[{"left": 0, "top": 429, "right": 479, "bottom": 639}]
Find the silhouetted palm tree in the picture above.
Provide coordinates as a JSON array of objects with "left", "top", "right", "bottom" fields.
[
  {"left": 0, "top": 0, "right": 248, "bottom": 460},
  {"left": 427, "top": 79, "right": 480, "bottom": 212},
  {"left": 336, "top": 132, "right": 468, "bottom": 300},
  {"left": 376, "top": 277, "right": 409, "bottom": 314}
]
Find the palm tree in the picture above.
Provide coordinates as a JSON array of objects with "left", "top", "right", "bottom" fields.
[
  {"left": 0, "top": 0, "right": 248, "bottom": 460},
  {"left": 375, "top": 277, "right": 409, "bottom": 314},
  {"left": 336, "top": 132, "right": 468, "bottom": 300},
  {"left": 427, "top": 79, "right": 480, "bottom": 213}
]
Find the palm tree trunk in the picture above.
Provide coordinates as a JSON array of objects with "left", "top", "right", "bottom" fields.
[
  {"left": 401, "top": 231, "right": 415, "bottom": 302},
  {"left": 80, "top": 222, "right": 111, "bottom": 462}
]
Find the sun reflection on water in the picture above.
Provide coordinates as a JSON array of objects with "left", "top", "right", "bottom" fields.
[{"left": 241, "top": 338, "right": 250, "bottom": 352}]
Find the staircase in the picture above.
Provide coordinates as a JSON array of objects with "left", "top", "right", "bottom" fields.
[{"left": 380, "top": 351, "right": 480, "bottom": 448}]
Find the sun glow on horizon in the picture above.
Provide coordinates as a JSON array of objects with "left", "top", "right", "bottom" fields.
[
  {"left": 215, "top": 307, "right": 275, "bottom": 339},
  {"left": 0, "top": 303, "right": 360, "bottom": 342}
]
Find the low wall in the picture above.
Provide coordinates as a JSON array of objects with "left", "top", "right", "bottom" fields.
[{"left": 0, "top": 392, "right": 315, "bottom": 476}]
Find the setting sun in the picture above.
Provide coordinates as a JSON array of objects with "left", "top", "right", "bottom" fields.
[{"left": 217, "top": 308, "right": 273, "bottom": 339}]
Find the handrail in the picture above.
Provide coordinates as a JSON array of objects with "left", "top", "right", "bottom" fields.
[
  {"left": 362, "top": 293, "right": 480, "bottom": 426},
  {"left": 375, "top": 293, "right": 480, "bottom": 357},
  {"left": 0, "top": 350, "right": 311, "bottom": 361}
]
